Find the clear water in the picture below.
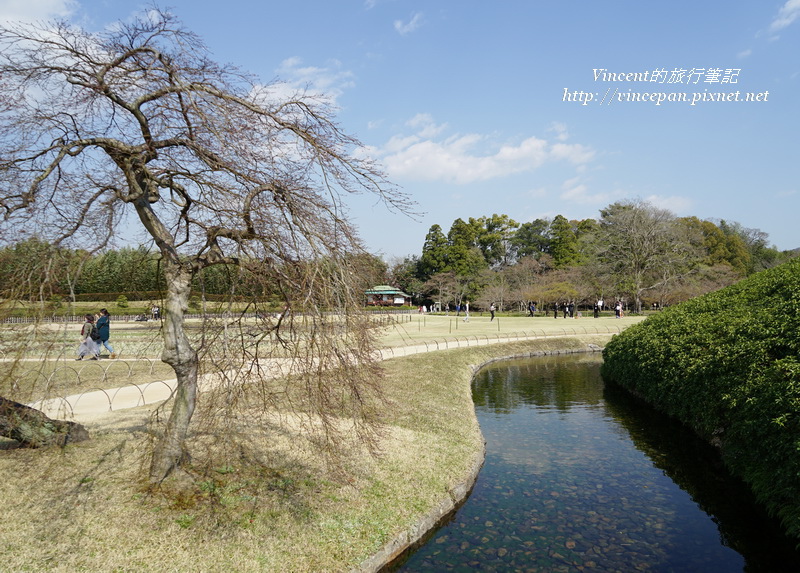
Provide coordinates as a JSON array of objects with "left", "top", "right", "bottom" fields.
[{"left": 393, "top": 354, "right": 800, "bottom": 572}]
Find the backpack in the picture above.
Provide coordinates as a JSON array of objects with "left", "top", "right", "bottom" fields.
[{"left": 89, "top": 323, "right": 101, "bottom": 341}]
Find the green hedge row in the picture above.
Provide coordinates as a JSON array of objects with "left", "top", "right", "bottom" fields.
[
  {"left": 601, "top": 256, "right": 800, "bottom": 541},
  {"left": 69, "top": 292, "right": 247, "bottom": 303}
]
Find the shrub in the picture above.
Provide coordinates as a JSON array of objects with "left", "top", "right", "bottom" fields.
[
  {"left": 601, "top": 257, "right": 800, "bottom": 540},
  {"left": 116, "top": 294, "right": 129, "bottom": 309},
  {"left": 47, "top": 294, "right": 64, "bottom": 311}
]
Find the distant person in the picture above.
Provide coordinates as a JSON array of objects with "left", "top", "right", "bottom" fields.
[
  {"left": 593, "top": 302, "right": 599, "bottom": 318},
  {"left": 615, "top": 301, "right": 622, "bottom": 318},
  {"left": 96, "top": 308, "right": 117, "bottom": 358},
  {"left": 463, "top": 300, "right": 470, "bottom": 322},
  {"left": 152, "top": 305, "right": 160, "bottom": 320},
  {"left": 76, "top": 314, "right": 99, "bottom": 360},
  {"left": 489, "top": 303, "right": 496, "bottom": 321},
  {"left": 553, "top": 302, "right": 558, "bottom": 319},
  {"left": 456, "top": 303, "right": 461, "bottom": 316},
  {"left": 563, "top": 303, "right": 569, "bottom": 319}
]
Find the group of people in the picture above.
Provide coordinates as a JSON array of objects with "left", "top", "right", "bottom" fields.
[
  {"left": 76, "top": 308, "right": 116, "bottom": 360},
  {"left": 553, "top": 302, "right": 577, "bottom": 319},
  {"left": 549, "top": 299, "right": 625, "bottom": 319}
]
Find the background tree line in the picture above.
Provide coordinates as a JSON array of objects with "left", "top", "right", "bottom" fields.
[
  {"left": 0, "top": 240, "right": 261, "bottom": 303},
  {"left": 386, "top": 199, "right": 797, "bottom": 313},
  {"left": 0, "top": 238, "right": 393, "bottom": 310},
  {"left": 1, "top": 199, "right": 795, "bottom": 315}
]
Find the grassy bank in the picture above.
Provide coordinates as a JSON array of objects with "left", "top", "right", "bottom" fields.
[{"left": 0, "top": 333, "right": 613, "bottom": 572}]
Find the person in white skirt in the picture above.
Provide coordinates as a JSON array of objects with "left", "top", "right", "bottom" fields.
[{"left": 76, "top": 314, "right": 99, "bottom": 360}]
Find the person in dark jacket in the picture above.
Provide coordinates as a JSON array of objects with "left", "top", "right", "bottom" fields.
[{"left": 96, "top": 308, "right": 117, "bottom": 358}]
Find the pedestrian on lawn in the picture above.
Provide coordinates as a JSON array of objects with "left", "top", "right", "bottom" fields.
[
  {"left": 96, "top": 308, "right": 117, "bottom": 358},
  {"left": 76, "top": 314, "right": 99, "bottom": 360}
]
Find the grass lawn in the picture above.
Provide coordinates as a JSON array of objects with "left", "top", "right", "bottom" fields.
[
  {"left": 0, "top": 313, "right": 640, "bottom": 571},
  {"left": 375, "top": 312, "right": 639, "bottom": 349}
]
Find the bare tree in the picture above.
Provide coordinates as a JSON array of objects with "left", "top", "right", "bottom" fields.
[
  {"left": 592, "top": 199, "right": 698, "bottom": 313},
  {"left": 0, "top": 10, "right": 409, "bottom": 483}
]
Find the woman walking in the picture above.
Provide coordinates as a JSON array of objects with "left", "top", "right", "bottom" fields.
[{"left": 76, "top": 314, "right": 99, "bottom": 360}]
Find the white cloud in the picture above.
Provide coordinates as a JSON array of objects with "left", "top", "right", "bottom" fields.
[
  {"left": 272, "top": 57, "right": 355, "bottom": 105},
  {"left": 558, "top": 177, "right": 616, "bottom": 205},
  {"left": 407, "top": 113, "right": 447, "bottom": 138},
  {"left": 737, "top": 48, "right": 752, "bottom": 59},
  {"left": 550, "top": 142, "right": 595, "bottom": 164},
  {"left": 0, "top": 0, "right": 76, "bottom": 23},
  {"left": 548, "top": 122, "right": 570, "bottom": 142},
  {"left": 770, "top": 0, "right": 800, "bottom": 33},
  {"left": 384, "top": 134, "right": 423, "bottom": 154},
  {"left": 377, "top": 117, "right": 595, "bottom": 185},
  {"left": 394, "top": 12, "right": 424, "bottom": 35}
]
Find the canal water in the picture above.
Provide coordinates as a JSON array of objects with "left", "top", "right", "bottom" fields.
[{"left": 395, "top": 354, "right": 800, "bottom": 572}]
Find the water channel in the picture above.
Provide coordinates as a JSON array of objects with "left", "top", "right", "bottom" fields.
[{"left": 394, "top": 354, "right": 800, "bottom": 572}]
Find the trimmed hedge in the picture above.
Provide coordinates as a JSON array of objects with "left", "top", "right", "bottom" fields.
[
  {"left": 601, "top": 256, "right": 800, "bottom": 541},
  {"left": 71, "top": 291, "right": 249, "bottom": 303}
]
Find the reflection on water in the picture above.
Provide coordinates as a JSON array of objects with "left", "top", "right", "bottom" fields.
[{"left": 395, "top": 354, "right": 800, "bottom": 572}]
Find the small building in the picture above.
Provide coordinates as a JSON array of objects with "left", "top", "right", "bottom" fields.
[{"left": 365, "top": 285, "right": 412, "bottom": 307}]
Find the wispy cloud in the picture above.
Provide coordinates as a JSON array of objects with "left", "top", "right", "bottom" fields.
[
  {"left": 769, "top": 0, "right": 800, "bottom": 34},
  {"left": 547, "top": 122, "right": 570, "bottom": 142},
  {"left": 406, "top": 113, "right": 447, "bottom": 138},
  {"left": 394, "top": 12, "right": 424, "bottom": 35},
  {"left": 0, "top": 0, "right": 76, "bottom": 23},
  {"left": 558, "top": 177, "right": 618, "bottom": 206},
  {"left": 269, "top": 57, "right": 355, "bottom": 105},
  {"left": 374, "top": 115, "right": 594, "bottom": 185}
]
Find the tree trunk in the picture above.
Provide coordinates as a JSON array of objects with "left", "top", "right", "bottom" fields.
[
  {"left": 148, "top": 262, "right": 199, "bottom": 484},
  {"left": 0, "top": 397, "right": 90, "bottom": 447}
]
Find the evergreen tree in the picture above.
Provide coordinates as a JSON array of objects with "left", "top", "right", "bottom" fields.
[
  {"left": 418, "top": 224, "right": 450, "bottom": 280},
  {"left": 475, "top": 214, "right": 519, "bottom": 268},
  {"left": 510, "top": 218, "right": 551, "bottom": 260},
  {"left": 549, "top": 215, "right": 579, "bottom": 268},
  {"left": 447, "top": 218, "right": 488, "bottom": 277}
]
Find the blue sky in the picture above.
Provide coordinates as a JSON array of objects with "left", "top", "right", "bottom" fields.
[{"left": 3, "top": 1, "right": 798, "bottom": 259}]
